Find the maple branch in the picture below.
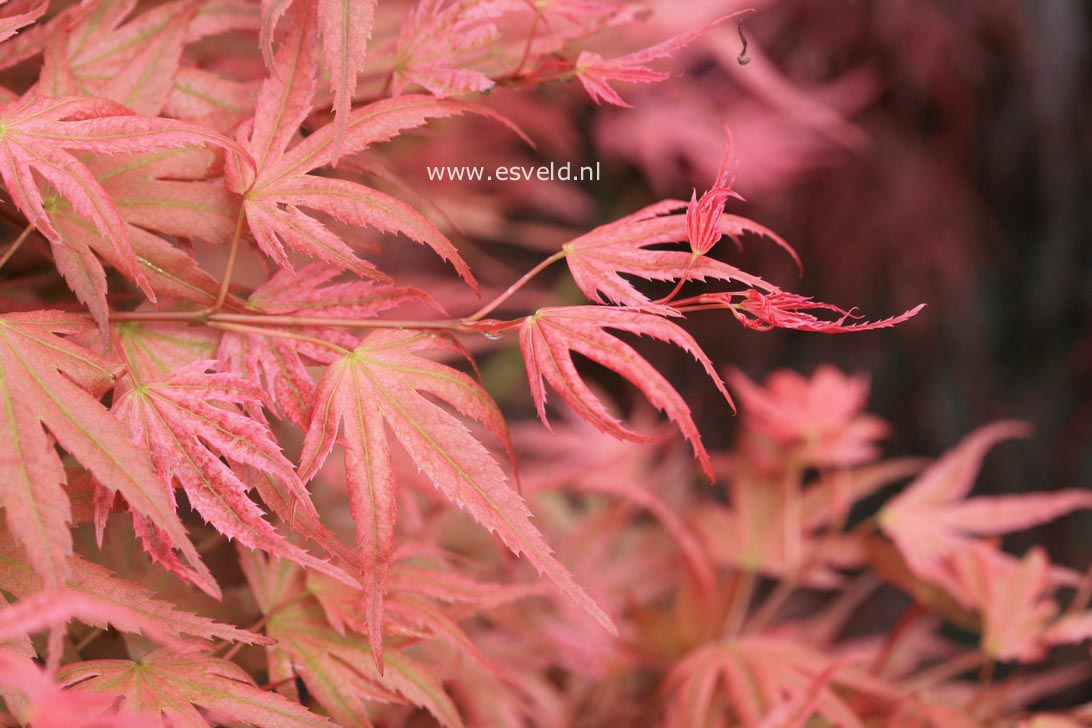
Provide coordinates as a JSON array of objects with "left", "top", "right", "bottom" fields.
[
  {"left": 213, "top": 312, "right": 486, "bottom": 332},
  {"left": 109, "top": 310, "right": 212, "bottom": 323},
  {"left": 102, "top": 241, "right": 565, "bottom": 333},
  {"left": 208, "top": 321, "right": 352, "bottom": 356},
  {"left": 0, "top": 224, "right": 34, "bottom": 272},
  {"left": 105, "top": 309, "right": 503, "bottom": 333},
  {"left": 464, "top": 249, "right": 566, "bottom": 322}
]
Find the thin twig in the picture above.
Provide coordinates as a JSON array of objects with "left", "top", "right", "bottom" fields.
[
  {"left": 465, "top": 250, "right": 566, "bottom": 322},
  {"left": 206, "top": 207, "right": 247, "bottom": 315},
  {"left": 0, "top": 224, "right": 34, "bottom": 272}
]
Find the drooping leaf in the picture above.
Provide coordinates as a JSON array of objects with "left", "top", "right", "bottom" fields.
[
  {"left": 519, "top": 305, "right": 732, "bottom": 478},
  {"left": 575, "top": 13, "right": 744, "bottom": 107},
  {"left": 45, "top": 148, "right": 238, "bottom": 324},
  {"left": 0, "top": 95, "right": 251, "bottom": 311}
]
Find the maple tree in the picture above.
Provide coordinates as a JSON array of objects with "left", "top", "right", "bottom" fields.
[{"left": 0, "top": 1, "right": 1088, "bottom": 727}]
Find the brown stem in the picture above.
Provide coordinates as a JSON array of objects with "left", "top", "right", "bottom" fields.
[
  {"left": 0, "top": 224, "right": 34, "bottom": 272},
  {"left": 98, "top": 249, "right": 558, "bottom": 336}
]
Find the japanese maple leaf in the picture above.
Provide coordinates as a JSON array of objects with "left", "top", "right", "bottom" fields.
[
  {"left": 37, "top": 0, "right": 197, "bottom": 116},
  {"left": 112, "top": 360, "right": 355, "bottom": 589},
  {"left": 879, "top": 422, "right": 1092, "bottom": 591},
  {"left": 306, "top": 559, "right": 528, "bottom": 681},
  {"left": 0, "top": 527, "right": 264, "bottom": 646},
  {"left": 58, "top": 648, "right": 333, "bottom": 728},
  {"left": 0, "top": 0, "right": 45, "bottom": 46},
  {"left": 229, "top": 12, "right": 505, "bottom": 287},
  {"left": 0, "top": 312, "right": 208, "bottom": 593},
  {"left": 242, "top": 552, "right": 467, "bottom": 728},
  {"left": 0, "top": 95, "right": 250, "bottom": 306},
  {"left": 519, "top": 305, "right": 732, "bottom": 478},
  {"left": 46, "top": 148, "right": 238, "bottom": 328},
  {"left": 0, "top": 588, "right": 254, "bottom": 650},
  {"left": 0, "top": 647, "right": 129, "bottom": 728},
  {"left": 1044, "top": 611, "right": 1092, "bottom": 652},
  {"left": 391, "top": 0, "right": 508, "bottom": 98},
  {"left": 694, "top": 459, "right": 919, "bottom": 586},
  {"left": 562, "top": 199, "right": 787, "bottom": 308},
  {"left": 513, "top": 411, "right": 716, "bottom": 592},
  {"left": 260, "top": 0, "right": 378, "bottom": 162},
  {"left": 718, "top": 290, "right": 925, "bottom": 333},
  {"left": 574, "top": 12, "right": 744, "bottom": 107},
  {"left": 663, "top": 637, "right": 894, "bottom": 728},
  {"left": 218, "top": 263, "right": 436, "bottom": 429},
  {"left": 298, "top": 328, "right": 612, "bottom": 668},
  {"left": 115, "top": 315, "right": 355, "bottom": 572},
  {"left": 947, "top": 544, "right": 1058, "bottom": 662},
  {"left": 726, "top": 366, "right": 892, "bottom": 468}
]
